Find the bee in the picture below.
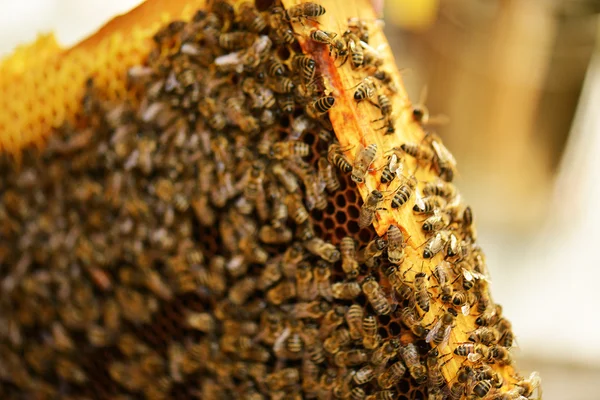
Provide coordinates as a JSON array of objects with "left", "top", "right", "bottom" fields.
[
  {"left": 244, "top": 160, "right": 265, "bottom": 202},
  {"left": 286, "top": 193, "right": 309, "bottom": 224},
  {"left": 324, "top": 328, "right": 352, "bottom": 354},
  {"left": 373, "top": 69, "right": 397, "bottom": 93},
  {"left": 270, "top": 77, "right": 295, "bottom": 93},
  {"left": 399, "top": 306, "right": 428, "bottom": 338},
  {"left": 489, "top": 344, "right": 512, "bottom": 365},
  {"left": 399, "top": 343, "right": 427, "bottom": 384},
  {"left": 219, "top": 31, "right": 256, "bottom": 50},
  {"left": 358, "top": 189, "right": 384, "bottom": 228},
  {"left": 339, "top": 237, "right": 360, "bottom": 278},
  {"left": 318, "top": 157, "right": 341, "bottom": 193},
  {"left": 334, "top": 349, "right": 369, "bottom": 367},
  {"left": 326, "top": 143, "right": 351, "bottom": 173},
  {"left": 296, "top": 263, "right": 317, "bottom": 301},
  {"left": 269, "top": 12, "right": 296, "bottom": 44},
  {"left": 272, "top": 162, "right": 299, "bottom": 193},
  {"left": 471, "top": 380, "right": 493, "bottom": 398},
  {"left": 515, "top": 372, "right": 542, "bottom": 398},
  {"left": 186, "top": 312, "right": 216, "bottom": 333},
  {"left": 377, "top": 361, "right": 407, "bottom": 389},
  {"left": 445, "top": 232, "right": 463, "bottom": 259},
  {"left": 454, "top": 343, "right": 490, "bottom": 363},
  {"left": 380, "top": 154, "right": 402, "bottom": 184},
  {"left": 366, "top": 391, "right": 395, "bottom": 400},
  {"left": 306, "top": 334, "right": 326, "bottom": 364},
  {"left": 391, "top": 176, "right": 417, "bottom": 208},
  {"left": 266, "top": 368, "right": 300, "bottom": 391},
  {"left": 344, "top": 31, "right": 364, "bottom": 69},
  {"left": 433, "top": 261, "right": 454, "bottom": 303},
  {"left": 320, "top": 306, "right": 347, "bottom": 339},
  {"left": 312, "top": 95, "right": 336, "bottom": 114},
  {"left": 228, "top": 277, "right": 256, "bottom": 305},
  {"left": 352, "top": 365, "right": 375, "bottom": 385},
  {"left": 426, "top": 348, "right": 447, "bottom": 389},
  {"left": 293, "top": 55, "right": 316, "bottom": 83},
  {"left": 270, "top": 140, "right": 310, "bottom": 159},
  {"left": 426, "top": 309, "right": 456, "bottom": 347},
  {"left": 266, "top": 281, "right": 296, "bottom": 305},
  {"left": 370, "top": 338, "right": 400, "bottom": 367},
  {"left": 497, "top": 319, "right": 515, "bottom": 348},
  {"left": 386, "top": 224, "right": 406, "bottom": 264},
  {"left": 259, "top": 225, "right": 293, "bottom": 244},
  {"left": 423, "top": 231, "right": 449, "bottom": 259},
  {"left": 282, "top": 2, "right": 326, "bottom": 22},
  {"left": 362, "top": 276, "right": 392, "bottom": 315},
  {"left": 314, "top": 260, "right": 333, "bottom": 300},
  {"left": 399, "top": 142, "right": 435, "bottom": 163},
  {"left": 431, "top": 137, "right": 457, "bottom": 182},
  {"left": 304, "top": 237, "right": 340, "bottom": 263},
  {"left": 385, "top": 266, "right": 413, "bottom": 300},
  {"left": 448, "top": 366, "right": 471, "bottom": 400},
  {"left": 422, "top": 212, "right": 450, "bottom": 232},
  {"left": 353, "top": 77, "right": 376, "bottom": 102},
  {"left": 423, "top": 180, "right": 456, "bottom": 199},
  {"left": 413, "top": 271, "right": 431, "bottom": 313},
  {"left": 266, "top": 56, "right": 286, "bottom": 77},
  {"left": 332, "top": 280, "right": 361, "bottom": 300},
  {"left": 345, "top": 304, "right": 364, "bottom": 341},
  {"left": 310, "top": 29, "right": 347, "bottom": 58},
  {"left": 349, "top": 387, "right": 366, "bottom": 400},
  {"left": 239, "top": 2, "right": 267, "bottom": 32},
  {"left": 476, "top": 303, "right": 502, "bottom": 327},
  {"left": 357, "top": 237, "right": 388, "bottom": 267},
  {"left": 278, "top": 93, "right": 295, "bottom": 113},
  {"left": 413, "top": 195, "right": 447, "bottom": 214}
]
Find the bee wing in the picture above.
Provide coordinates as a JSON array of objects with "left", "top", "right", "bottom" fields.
[
  {"left": 439, "top": 324, "right": 453, "bottom": 349},
  {"left": 461, "top": 303, "right": 471, "bottom": 316},
  {"left": 318, "top": 281, "right": 333, "bottom": 302},
  {"left": 273, "top": 326, "right": 290, "bottom": 353},
  {"left": 431, "top": 140, "right": 457, "bottom": 166},
  {"left": 467, "top": 353, "right": 482, "bottom": 363},
  {"left": 462, "top": 268, "right": 474, "bottom": 282},
  {"left": 425, "top": 318, "right": 442, "bottom": 344}
]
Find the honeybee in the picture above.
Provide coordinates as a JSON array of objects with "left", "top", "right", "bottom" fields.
[
  {"left": 377, "top": 361, "right": 406, "bottom": 389},
  {"left": 332, "top": 280, "right": 361, "bottom": 300},
  {"left": 320, "top": 306, "right": 347, "bottom": 340},
  {"left": 286, "top": 193, "right": 309, "bottom": 224},
  {"left": 471, "top": 379, "right": 493, "bottom": 398},
  {"left": 352, "top": 143, "right": 378, "bottom": 183},
  {"left": 365, "top": 391, "right": 395, "bottom": 400},
  {"left": 281, "top": 2, "right": 326, "bottom": 22},
  {"left": 426, "top": 348, "right": 447, "bottom": 390},
  {"left": 344, "top": 31, "right": 364, "bottom": 69},
  {"left": 362, "top": 276, "right": 392, "bottom": 315},
  {"left": 228, "top": 277, "right": 257, "bottom": 305},
  {"left": 399, "top": 306, "right": 428, "bottom": 338},
  {"left": 431, "top": 137, "right": 457, "bottom": 182},
  {"left": 346, "top": 304, "right": 364, "bottom": 340},
  {"left": 244, "top": 160, "right": 265, "bottom": 202},
  {"left": 413, "top": 271, "right": 431, "bottom": 313},
  {"left": 266, "top": 368, "right": 300, "bottom": 391},
  {"left": 257, "top": 260, "right": 282, "bottom": 291},
  {"left": 306, "top": 334, "right": 326, "bottom": 364},
  {"left": 324, "top": 328, "right": 352, "bottom": 354},
  {"left": 385, "top": 224, "right": 405, "bottom": 264},
  {"left": 314, "top": 260, "right": 333, "bottom": 301},
  {"left": 353, "top": 77, "right": 376, "bottom": 102},
  {"left": 422, "top": 212, "right": 450, "bottom": 232},
  {"left": 358, "top": 190, "right": 385, "bottom": 228},
  {"left": 310, "top": 95, "right": 336, "bottom": 114},
  {"left": 259, "top": 225, "right": 293, "bottom": 244},
  {"left": 392, "top": 343, "right": 424, "bottom": 385},
  {"left": 238, "top": 2, "right": 266, "bottom": 32},
  {"left": 476, "top": 303, "right": 502, "bottom": 327},
  {"left": 423, "top": 231, "right": 449, "bottom": 259},
  {"left": 334, "top": 349, "right": 369, "bottom": 367},
  {"left": 385, "top": 266, "right": 413, "bottom": 300},
  {"left": 454, "top": 343, "right": 490, "bottom": 363},
  {"left": 357, "top": 237, "right": 388, "bottom": 266},
  {"left": 269, "top": 12, "right": 296, "bottom": 44},
  {"left": 270, "top": 77, "right": 296, "bottom": 93},
  {"left": 489, "top": 344, "right": 512, "bottom": 365},
  {"left": 423, "top": 180, "right": 456, "bottom": 200},
  {"left": 497, "top": 319, "right": 515, "bottom": 348},
  {"left": 353, "top": 365, "right": 375, "bottom": 385},
  {"left": 296, "top": 263, "right": 317, "bottom": 301},
  {"left": 515, "top": 371, "right": 542, "bottom": 398},
  {"left": 413, "top": 195, "right": 447, "bottom": 214},
  {"left": 338, "top": 237, "right": 361, "bottom": 279},
  {"left": 373, "top": 69, "right": 397, "bottom": 93},
  {"left": 270, "top": 140, "right": 310, "bottom": 159},
  {"left": 318, "top": 157, "right": 341, "bottom": 193},
  {"left": 328, "top": 143, "right": 353, "bottom": 173},
  {"left": 304, "top": 237, "right": 340, "bottom": 263},
  {"left": 310, "top": 29, "right": 347, "bottom": 58},
  {"left": 277, "top": 93, "right": 295, "bottom": 113},
  {"left": 219, "top": 31, "right": 256, "bottom": 50},
  {"left": 390, "top": 176, "right": 417, "bottom": 208},
  {"left": 293, "top": 55, "right": 316, "bottom": 83},
  {"left": 426, "top": 309, "right": 456, "bottom": 347},
  {"left": 380, "top": 154, "right": 401, "bottom": 184},
  {"left": 400, "top": 142, "right": 435, "bottom": 163},
  {"left": 267, "top": 281, "right": 296, "bottom": 305},
  {"left": 186, "top": 312, "right": 216, "bottom": 333},
  {"left": 272, "top": 162, "right": 299, "bottom": 193},
  {"left": 371, "top": 338, "right": 400, "bottom": 367}
]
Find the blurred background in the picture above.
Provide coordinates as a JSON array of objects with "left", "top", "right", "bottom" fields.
[{"left": 1, "top": 0, "right": 599, "bottom": 398}]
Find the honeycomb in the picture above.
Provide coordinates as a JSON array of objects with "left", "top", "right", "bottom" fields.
[{"left": 0, "top": 0, "right": 540, "bottom": 399}]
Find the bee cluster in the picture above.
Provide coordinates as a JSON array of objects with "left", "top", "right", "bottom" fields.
[{"left": 0, "top": 0, "right": 540, "bottom": 399}]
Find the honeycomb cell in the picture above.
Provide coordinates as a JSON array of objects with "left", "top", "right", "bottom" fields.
[
  {"left": 347, "top": 220, "right": 360, "bottom": 234},
  {"left": 335, "top": 211, "right": 347, "bottom": 224},
  {"left": 347, "top": 205, "right": 359, "bottom": 219},
  {"left": 335, "top": 193, "right": 347, "bottom": 208}
]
